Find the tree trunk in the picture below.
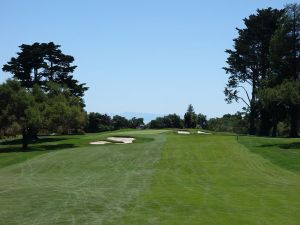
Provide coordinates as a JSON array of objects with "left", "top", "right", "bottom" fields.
[
  {"left": 22, "top": 129, "right": 29, "bottom": 150},
  {"left": 50, "top": 60, "right": 54, "bottom": 81},
  {"left": 249, "top": 109, "right": 256, "bottom": 135},
  {"left": 259, "top": 109, "right": 271, "bottom": 136},
  {"left": 249, "top": 75, "right": 257, "bottom": 135},
  {"left": 34, "top": 68, "right": 38, "bottom": 83},
  {"left": 29, "top": 126, "right": 39, "bottom": 141},
  {"left": 289, "top": 106, "right": 299, "bottom": 138},
  {"left": 249, "top": 97, "right": 256, "bottom": 135},
  {"left": 272, "top": 122, "right": 278, "bottom": 137}
]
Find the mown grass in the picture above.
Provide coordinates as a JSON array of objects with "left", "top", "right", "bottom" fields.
[
  {"left": 119, "top": 133, "right": 300, "bottom": 225},
  {"left": 0, "top": 130, "right": 300, "bottom": 225},
  {"left": 0, "top": 129, "right": 156, "bottom": 168},
  {"left": 239, "top": 136, "right": 300, "bottom": 174},
  {"left": 0, "top": 129, "right": 167, "bottom": 224}
]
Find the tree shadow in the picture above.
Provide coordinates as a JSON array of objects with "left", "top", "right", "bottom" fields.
[
  {"left": 279, "top": 142, "right": 300, "bottom": 149},
  {"left": 0, "top": 137, "right": 66, "bottom": 146},
  {"left": 260, "top": 142, "right": 300, "bottom": 150},
  {"left": 0, "top": 135, "right": 75, "bottom": 154}
]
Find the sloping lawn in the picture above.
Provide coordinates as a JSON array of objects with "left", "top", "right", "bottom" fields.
[
  {"left": 0, "top": 130, "right": 300, "bottom": 224},
  {"left": 0, "top": 130, "right": 167, "bottom": 225},
  {"left": 119, "top": 133, "right": 300, "bottom": 225},
  {"left": 238, "top": 136, "right": 300, "bottom": 174}
]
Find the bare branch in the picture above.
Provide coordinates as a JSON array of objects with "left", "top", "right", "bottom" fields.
[
  {"left": 237, "top": 86, "right": 251, "bottom": 104},
  {"left": 237, "top": 96, "right": 250, "bottom": 107},
  {"left": 245, "top": 80, "right": 252, "bottom": 86}
]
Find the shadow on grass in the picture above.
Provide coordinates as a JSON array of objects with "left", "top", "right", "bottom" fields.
[
  {"left": 260, "top": 142, "right": 300, "bottom": 150},
  {"left": 0, "top": 137, "right": 66, "bottom": 146},
  {"left": 0, "top": 143, "right": 75, "bottom": 153}
]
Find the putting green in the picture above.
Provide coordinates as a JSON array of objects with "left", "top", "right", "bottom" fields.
[{"left": 0, "top": 130, "right": 299, "bottom": 224}]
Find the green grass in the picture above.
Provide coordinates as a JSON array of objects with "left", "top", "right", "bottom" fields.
[
  {"left": 119, "top": 133, "right": 300, "bottom": 224},
  {"left": 0, "top": 130, "right": 158, "bottom": 168},
  {"left": 0, "top": 130, "right": 167, "bottom": 224},
  {"left": 0, "top": 130, "right": 300, "bottom": 224},
  {"left": 238, "top": 136, "right": 300, "bottom": 174}
]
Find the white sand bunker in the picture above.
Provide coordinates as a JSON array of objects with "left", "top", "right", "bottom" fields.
[
  {"left": 197, "top": 131, "right": 212, "bottom": 135},
  {"left": 178, "top": 131, "right": 190, "bottom": 135},
  {"left": 107, "top": 137, "right": 135, "bottom": 144},
  {"left": 90, "top": 137, "right": 135, "bottom": 145},
  {"left": 90, "top": 141, "right": 112, "bottom": 145}
]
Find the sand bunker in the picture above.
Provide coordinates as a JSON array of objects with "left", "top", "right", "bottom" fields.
[
  {"left": 90, "top": 137, "right": 135, "bottom": 145},
  {"left": 197, "top": 131, "right": 212, "bottom": 135},
  {"left": 107, "top": 137, "right": 135, "bottom": 144},
  {"left": 90, "top": 141, "right": 112, "bottom": 145},
  {"left": 178, "top": 131, "right": 190, "bottom": 135}
]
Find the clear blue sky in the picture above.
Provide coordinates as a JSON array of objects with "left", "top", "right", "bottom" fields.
[{"left": 0, "top": 0, "right": 291, "bottom": 118}]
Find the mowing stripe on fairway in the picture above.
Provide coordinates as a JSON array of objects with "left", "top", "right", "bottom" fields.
[
  {"left": 119, "top": 133, "right": 300, "bottom": 225},
  {"left": 0, "top": 130, "right": 167, "bottom": 225},
  {"left": 0, "top": 131, "right": 300, "bottom": 225}
]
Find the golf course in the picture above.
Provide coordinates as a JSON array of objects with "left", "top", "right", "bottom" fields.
[
  {"left": 0, "top": 130, "right": 299, "bottom": 225},
  {"left": 1, "top": 1, "right": 300, "bottom": 224}
]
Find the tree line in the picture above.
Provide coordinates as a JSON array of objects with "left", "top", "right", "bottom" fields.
[
  {"left": 224, "top": 3, "right": 300, "bottom": 137},
  {"left": 85, "top": 113, "right": 144, "bottom": 132},
  {"left": 148, "top": 104, "right": 208, "bottom": 129},
  {"left": 1, "top": 4, "right": 299, "bottom": 150},
  {"left": 147, "top": 105, "right": 249, "bottom": 135},
  {"left": 0, "top": 42, "right": 146, "bottom": 148},
  {"left": 0, "top": 42, "right": 88, "bottom": 149},
  {"left": 87, "top": 105, "right": 250, "bottom": 135}
]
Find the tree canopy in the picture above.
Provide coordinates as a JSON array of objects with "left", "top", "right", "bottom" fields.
[
  {"left": 224, "top": 4, "right": 300, "bottom": 137},
  {"left": 0, "top": 80, "right": 86, "bottom": 149},
  {"left": 224, "top": 8, "right": 283, "bottom": 135},
  {"left": 184, "top": 104, "right": 197, "bottom": 128},
  {"left": 149, "top": 114, "right": 183, "bottom": 129},
  {"left": 2, "top": 42, "right": 88, "bottom": 105}
]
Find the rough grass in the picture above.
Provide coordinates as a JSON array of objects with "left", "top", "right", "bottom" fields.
[
  {"left": 238, "top": 136, "right": 300, "bottom": 174},
  {"left": 0, "top": 130, "right": 300, "bottom": 224}
]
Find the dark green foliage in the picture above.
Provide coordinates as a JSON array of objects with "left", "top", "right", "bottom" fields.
[
  {"left": 259, "top": 80, "right": 300, "bottom": 137},
  {"left": 207, "top": 112, "right": 248, "bottom": 134},
  {"left": 2, "top": 42, "right": 88, "bottom": 105},
  {"left": 149, "top": 117, "right": 165, "bottom": 129},
  {"left": 42, "top": 83, "right": 87, "bottom": 135},
  {"left": 86, "top": 113, "right": 113, "bottom": 132},
  {"left": 270, "top": 4, "right": 300, "bottom": 82},
  {"left": 1, "top": 42, "right": 89, "bottom": 147},
  {"left": 112, "top": 115, "right": 130, "bottom": 130},
  {"left": 184, "top": 104, "right": 197, "bottom": 128},
  {"left": 224, "top": 8, "right": 283, "bottom": 135},
  {"left": 0, "top": 80, "right": 86, "bottom": 149},
  {"left": 149, "top": 114, "right": 183, "bottom": 129},
  {"left": 85, "top": 113, "right": 144, "bottom": 132},
  {"left": 197, "top": 113, "right": 208, "bottom": 129},
  {"left": 129, "top": 117, "right": 144, "bottom": 128},
  {"left": 0, "top": 80, "right": 41, "bottom": 149},
  {"left": 224, "top": 4, "right": 300, "bottom": 137},
  {"left": 268, "top": 4, "right": 300, "bottom": 137},
  {"left": 149, "top": 109, "right": 207, "bottom": 130}
]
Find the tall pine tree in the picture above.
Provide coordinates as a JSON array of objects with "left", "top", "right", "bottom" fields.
[
  {"left": 2, "top": 42, "right": 88, "bottom": 105},
  {"left": 224, "top": 8, "right": 283, "bottom": 135}
]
